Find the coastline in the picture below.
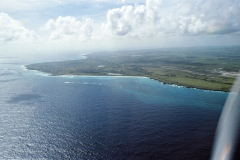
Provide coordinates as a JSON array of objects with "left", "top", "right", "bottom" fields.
[
  {"left": 24, "top": 48, "right": 240, "bottom": 93},
  {"left": 148, "top": 77, "right": 228, "bottom": 93},
  {"left": 24, "top": 65, "right": 229, "bottom": 93}
]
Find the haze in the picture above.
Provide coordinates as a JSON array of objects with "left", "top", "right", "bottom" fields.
[{"left": 1, "top": 0, "right": 240, "bottom": 55}]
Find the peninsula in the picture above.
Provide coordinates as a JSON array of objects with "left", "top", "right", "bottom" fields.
[{"left": 26, "top": 47, "right": 240, "bottom": 92}]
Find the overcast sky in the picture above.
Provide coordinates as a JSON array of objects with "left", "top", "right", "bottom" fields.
[{"left": 1, "top": 0, "right": 240, "bottom": 55}]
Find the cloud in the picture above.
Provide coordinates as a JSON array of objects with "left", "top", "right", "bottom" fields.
[
  {"left": 104, "top": 0, "right": 164, "bottom": 37},
  {"left": 42, "top": 16, "right": 94, "bottom": 41},
  {"left": 0, "top": 12, "right": 38, "bottom": 43},
  {"left": 1, "top": 0, "right": 239, "bottom": 52},
  {"left": 0, "top": 0, "right": 146, "bottom": 12},
  {"left": 104, "top": 0, "right": 240, "bottom": 37},
  {"left": 79, "top": 18, "right": 94, "bottom": 41}
]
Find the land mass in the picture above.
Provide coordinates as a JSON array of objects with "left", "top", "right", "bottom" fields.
[{"left": 26, "top": 46, "right": 240, "bottom": 92}]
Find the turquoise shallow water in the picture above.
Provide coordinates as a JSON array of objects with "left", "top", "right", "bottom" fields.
[{"left": 0, "top": 50, "right": 240, "bottom": 159}]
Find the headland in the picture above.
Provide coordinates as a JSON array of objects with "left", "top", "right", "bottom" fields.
[{"left": 26, "top": 47, "right": 240, "bottom": 92}]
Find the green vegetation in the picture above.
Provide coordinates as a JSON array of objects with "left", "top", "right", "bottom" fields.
[{"left": 26, "top": 46, "right": 240, "bottom": 92}]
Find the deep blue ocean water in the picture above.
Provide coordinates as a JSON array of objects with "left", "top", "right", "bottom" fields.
[{"left": 0, "top": 52, "right": 240, "bottom": 159}]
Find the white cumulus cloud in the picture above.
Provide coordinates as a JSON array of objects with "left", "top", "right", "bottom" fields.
[
  {"left": 42, "top": 16, "right": 94, "bottom": 41},
  {"left": 104, "top": 0, "right": 240, "bottom": 37},
  {"left": 0, "top": 12, "right": 38, "bottom": 43}
]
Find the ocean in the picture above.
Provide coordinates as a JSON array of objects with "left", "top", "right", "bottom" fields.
[{"left": 0, "top": 53, "right": 239, "bottom": 159}]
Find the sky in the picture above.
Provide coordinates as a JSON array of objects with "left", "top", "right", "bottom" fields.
[{"left": 1, "top": 0, "right": 240, "bottom": 55}]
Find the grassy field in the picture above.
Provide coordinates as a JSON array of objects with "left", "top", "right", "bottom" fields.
[{"left": 26, "top": 46, "right": 240, "bottom": 92}]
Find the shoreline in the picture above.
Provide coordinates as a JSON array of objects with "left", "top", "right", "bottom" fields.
[
  {"left": 24, "top": 48, "right": 239, "bottom": 93},
  {"left": 24, "top": 66, "right": 228, "bottom": 93},
  {"left": 148, "top": 77, "right": 228, "bottom": 93}
]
